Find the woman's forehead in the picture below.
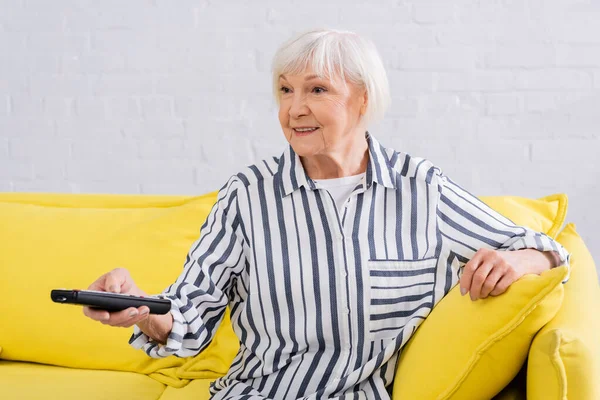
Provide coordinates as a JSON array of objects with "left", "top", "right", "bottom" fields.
[{"left": 279, "top": 68, "right": 344, "bottom": 84}]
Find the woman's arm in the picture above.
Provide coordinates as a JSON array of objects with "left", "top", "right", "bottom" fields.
[
  {"left": 129, "top": 175, "right": 247, "bottom": 358},
  {"left": 434, "top": 168, "right": 571, "bottom": 301}
]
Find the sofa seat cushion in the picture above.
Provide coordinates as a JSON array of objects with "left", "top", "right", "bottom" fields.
[
  {"left": 0, "top": 360, "right": 166, "bottom": 400},
  {"left": 158, "top": 379, "right": 213, "bottom": 400}
]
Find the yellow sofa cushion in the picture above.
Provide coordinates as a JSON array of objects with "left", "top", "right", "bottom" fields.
[
  {"left": 479, "top": 193, "right": 567, "bottom": 238},
  {"left": 492, "top": 364, "right": 526, "bottom": 400},
  {"left": 158, "top": 379, "right": 213, "bottom": 400},
  {"left": 393, "top": 265, "right": 568, "bottom": 399},
  {"left": 0, "top": 192, "right": 240, "bottom": 383},
  {"left": 527, "top": 223, "right": 600, "bottom": 400},
  {"left": 0, "top": 360, "right": 166, "bottom": 400}
]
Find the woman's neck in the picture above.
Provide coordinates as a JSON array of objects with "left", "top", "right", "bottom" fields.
[{"left": 300, "top": 134, "right": 369, "bottom": 180}]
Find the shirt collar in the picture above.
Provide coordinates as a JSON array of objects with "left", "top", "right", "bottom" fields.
[{"left": 276, "top": 132, "right": 397, "bottom": 198}]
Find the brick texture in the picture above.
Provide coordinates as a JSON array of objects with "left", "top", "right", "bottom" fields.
[{"left": 1, "top": 0, "right": 599, "bottom": 268}]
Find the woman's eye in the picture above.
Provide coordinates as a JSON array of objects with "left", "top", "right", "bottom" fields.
[
  {"left": 280, "top": 86, "right": 291, "bottom": 94},
  {"left": 313, "top": 87, "right": 326, "bottom": 94}
]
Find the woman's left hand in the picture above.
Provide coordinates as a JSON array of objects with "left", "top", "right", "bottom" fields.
[{"left": 459, "top": 248, "right": 526, "bottom": 301}]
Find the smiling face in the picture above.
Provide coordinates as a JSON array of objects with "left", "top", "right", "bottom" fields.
[{"left": 278, "top": 68, "right": 368, "bottom": 157}]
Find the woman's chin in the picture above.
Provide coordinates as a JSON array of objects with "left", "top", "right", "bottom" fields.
[{"left": 289, "top": 141, "right": 322, "bottom": 158}]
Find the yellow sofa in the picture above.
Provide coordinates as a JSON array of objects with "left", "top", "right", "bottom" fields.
[{"left": 0, "top": 191, "right": 598, "bottom": 400}]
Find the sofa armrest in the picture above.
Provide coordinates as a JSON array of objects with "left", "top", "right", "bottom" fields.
[{"left": 527, "top": 223, "right": 600, "bottom": 399}]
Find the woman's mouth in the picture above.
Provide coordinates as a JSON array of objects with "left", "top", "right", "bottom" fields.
[{"left": 293, "top": 127, "right": 319, "bottom": 136}]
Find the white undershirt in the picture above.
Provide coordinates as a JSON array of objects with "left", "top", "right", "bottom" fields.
[{"left": 313, "top": 173, "right": 366, "bottom": 210}]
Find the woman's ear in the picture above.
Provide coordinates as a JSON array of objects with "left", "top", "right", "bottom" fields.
[{"left": 360, "top": 89, "right": 368, "bottom": 116}]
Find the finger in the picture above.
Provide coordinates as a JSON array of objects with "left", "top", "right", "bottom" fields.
[
  {"left": 113, "top": 307, "right": 151, "bottom": 328},
  {"left": 490, "top": 273, "right": 515, "bottom": 296},
  {"left": 105, "top": 268, "right": 131, "bottom": 293},
  {"left": 112, "top": 306, "right": 150, "bottom": 328},
  {"left": 460, "top": 251, "right": 484, "bottom": 295},
  {"left": 101, "top": 307, "right": 141, "bottom": 326},
  {"left": 470, "top": 261, "right": 494, "bottom": 301},
  {"left": 83, "top": 306, "right": 110, "bottom": 322},
  {"left": 480, "top": 268, "right": 504, "bottom": 299},
  {"left": 110, "top": 306, "right": 152, "bottom": 327}
]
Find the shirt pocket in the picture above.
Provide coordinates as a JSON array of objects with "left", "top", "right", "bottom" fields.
[{"left": 368, "top": 258, "right": 437, "bottom": 341}]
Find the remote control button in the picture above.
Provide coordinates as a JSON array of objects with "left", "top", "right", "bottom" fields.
[{"left": 56, "top": 296, "right": 67, "bottom": 302}]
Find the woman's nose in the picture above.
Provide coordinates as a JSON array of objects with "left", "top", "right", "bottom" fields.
[{"left": 289, "top": 94, "right": 309, "bottom": 118}]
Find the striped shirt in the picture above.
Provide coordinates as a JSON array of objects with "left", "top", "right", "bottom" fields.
[{"left": 130, "top": 132, "right": 571, "bottom": 399}]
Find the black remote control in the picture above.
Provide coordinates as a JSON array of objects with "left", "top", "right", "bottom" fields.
[{"left": 51, "top": 289, "right": 171, "bottom": 315}]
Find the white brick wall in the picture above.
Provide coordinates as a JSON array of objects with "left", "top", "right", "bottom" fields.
[{"left": 1, "top": 0, "right": 599, "bottom": 270}]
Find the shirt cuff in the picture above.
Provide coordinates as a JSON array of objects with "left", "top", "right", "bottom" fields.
[{"left": 128, "top": 294, "right": 187, "bottom": 358}]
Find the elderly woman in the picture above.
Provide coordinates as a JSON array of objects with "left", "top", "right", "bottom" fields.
[{"left": 84, "top": 29, "right": 570, "bottom": 399}]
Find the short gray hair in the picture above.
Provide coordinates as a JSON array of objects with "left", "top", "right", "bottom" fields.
[{"left": 272, "top": 29, "right": 391, "bottom": 126}]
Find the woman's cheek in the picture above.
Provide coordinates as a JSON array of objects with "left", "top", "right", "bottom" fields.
[{"left": 330, "top": 97, "right": 350, "bottom": 113}]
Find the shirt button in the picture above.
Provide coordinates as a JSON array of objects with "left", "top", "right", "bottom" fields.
[
  {"left": 337, "top": 233, "right": 344, "bottom": 240},
  {"left": 341, "top": 271, "right": 347, "bottom": 278}
]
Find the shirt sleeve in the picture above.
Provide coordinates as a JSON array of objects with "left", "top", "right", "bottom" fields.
[
  {"left": 129, "top": 175, "right": 247, "bottom": 358},
  {"left": 434, "top": 168, "right": 571, "bottom": 288}
]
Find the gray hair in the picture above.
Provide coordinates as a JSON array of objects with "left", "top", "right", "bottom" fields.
[{"left": 271, "top": 29, "right": 391, "bottom": 126}]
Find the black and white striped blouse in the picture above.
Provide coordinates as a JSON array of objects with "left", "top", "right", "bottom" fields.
[{"left": 130, "top": 132, "right": 570, "bottom": 400}]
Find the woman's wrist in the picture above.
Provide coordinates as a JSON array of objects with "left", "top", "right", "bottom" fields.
[
  {"left": 499, "top": 249, "right": 559, "bottom": 275},
  {"left": 137, "top": 312, "right": 173, "bottom": 345},
  {"left": 130, "top": 287, "right": 174, "bottom": 344}
]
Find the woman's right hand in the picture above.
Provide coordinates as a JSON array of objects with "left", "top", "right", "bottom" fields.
[
  {"left": 82, "top": 267, "right": 151, "bottom": 328},
  {"left": 82, "top": 268, "right": 174, "bottom": 344}
]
